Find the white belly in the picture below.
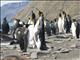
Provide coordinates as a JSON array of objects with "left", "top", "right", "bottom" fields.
[
  {"left": 28, "top": 22, "right": 41, "bottom": 49},
  {"left": 28, "top": 25, "right": 34, "bottom": 45},
  {"left": 58, "top": 18, "right": 65, "bottom": 33},
  {"left": 71, "top": 23, "right": 76, "bottom": 37},
  {"left": 58, "top": 20, "right": 62, "bottom": 33},
  {"left": 36, "top": 36, "right": 41, "bottom": 50}
]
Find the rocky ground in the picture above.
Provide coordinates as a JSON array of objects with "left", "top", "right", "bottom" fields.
[{"left": 0, "top": 33, "right": 80, "bottom": 60}]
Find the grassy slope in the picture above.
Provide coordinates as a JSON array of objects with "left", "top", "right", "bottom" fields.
[{"left": 14, "top": 1, "right": 80, "bottom": 21}]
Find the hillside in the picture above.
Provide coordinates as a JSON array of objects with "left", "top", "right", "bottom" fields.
[
  {"left": 1, "top": 2, "right": 28, "bottom": 26},
  {"left": 14, "top": 1, "right": 80, "bottom": 22}
]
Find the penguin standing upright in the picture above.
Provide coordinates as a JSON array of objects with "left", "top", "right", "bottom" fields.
[
  {"left": 58, "top": 13, "right": 64, "bottom": 34},
  {"left": 67, "top": 15, "right": 72, "bottom": 33},
  {"left": 34, "top": 18, "right": 41, "bottom": 50},
  {"left": 54, "top": 18, "right": 58, "bottom": 34},
  {"left": 65, "top": 15, "right": 72, "bottom": 33},
  {"left": 46, "top": 19, "right": 51, "bottom": 36},
  {"left": 71, "top": 19, "right": 77, "bottom": 38},
  {"left": 28, "top": 11, "right": 37, "bottom": 48},
  {"left": 38, "top": 11, "right": 47, "bottom": 50},
  {"left": 51, "top": 21, "right": 56, "bottom": 35},
  {"left": 76, "top": 19, "right": 80, "bottom": 38},
  {"left": 2, "top": 17, "right": 9, "bottom": 34},
  {"left": 28, "top": 22, "right": 35, "bottom": 48},
  {"left": 14, "top": 25, "right": 28, "bottom": 52},
  {"left": 61, "top": 11, "right": 67, "bottom": 33}
]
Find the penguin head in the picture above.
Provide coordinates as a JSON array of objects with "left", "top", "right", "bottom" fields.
[
  {"left": 3, "top": 17, "right": 7, "bottom": 23},
  {"left": 73, "top": 19, "right": 76, "bottom": 22}
]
